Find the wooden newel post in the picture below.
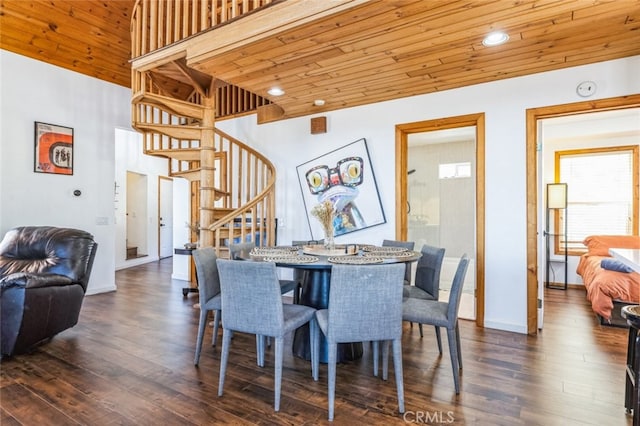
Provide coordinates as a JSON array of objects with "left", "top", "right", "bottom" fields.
[{"left": 199, "top": 89, "right": 216, "bottom": 248}]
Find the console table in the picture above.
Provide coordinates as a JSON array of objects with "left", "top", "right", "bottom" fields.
[{"left": 174, "top": 248, "right": 199, "bottom": 296}]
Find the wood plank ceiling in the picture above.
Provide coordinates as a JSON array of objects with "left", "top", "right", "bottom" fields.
[
  {"left": 2, "top": 0, "right": 640, "bottom": 122},
  {"left": 0, "top": 0, "right": 133, "bottom": 88}
]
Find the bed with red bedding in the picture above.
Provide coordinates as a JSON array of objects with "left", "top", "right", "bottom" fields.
[{"left": 576, "top": 235, "right": 640, "bottom": 325}]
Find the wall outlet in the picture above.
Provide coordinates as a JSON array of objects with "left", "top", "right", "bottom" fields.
[{"left": 96, "top": 217, "right": 109, "bottom": 225}]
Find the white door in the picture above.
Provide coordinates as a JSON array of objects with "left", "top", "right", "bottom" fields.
[{"left": 159, "top": 177, "right": 173, "bottom": 259}]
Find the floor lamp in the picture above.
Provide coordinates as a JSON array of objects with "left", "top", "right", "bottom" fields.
[{"left": 545, "top": 183, "right": 568, "bottom": 290}]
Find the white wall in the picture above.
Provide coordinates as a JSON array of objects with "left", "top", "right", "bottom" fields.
[
  {"left": 0, "top": 50, "right": 130, "bottom": 295},
  {"left": 0, "top": 52, "right": 192, "bottom": 292},
  {"left": 113, "top": 128, "right": 191, "bottom": 273},
  {"left": 2, "top": 47, "right": 639, "bottom": 332},
  {"left": 217, "top": 55, "right": 640, "bottom": 333}
]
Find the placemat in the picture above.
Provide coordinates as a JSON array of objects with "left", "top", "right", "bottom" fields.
[
  {"left": 250, "top": 247, "right": 299, "bottom": 257},
  {"left": 362, "top": 245, "right": 408, "bottom": 253},
  {"left": 263, "top": 255, "right": 319, "bottom": 264},
  {"left": 302, "top": 244, "right": 358, "bottom": 257},
  {"left": 363, "top": 250, "right": 418, "bottom": 259},
  {"left": 328, "top": 256, "right": 384, "bottom": 264}
]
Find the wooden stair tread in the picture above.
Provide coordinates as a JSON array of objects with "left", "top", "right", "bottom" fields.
[
  {"left": 202, "top": 207, "right": 235, "bottom": 212},
  {"left": 134, "top": 123, "right": 207, "bottom": 140},
  {"left": 202, "top": 208, "right": 238, "bottom": 220},
  {"left": 146, "top": 148, "right": 200, "bottom": 161},
  {"left": 132, "top": 93, "right": 204, "bottom": 120},
  {"left": 170, "top": 168, "right": 201, "bottom": 180},
  {"left": 135, "top": 123, "right": 206, "bottom": 131}
]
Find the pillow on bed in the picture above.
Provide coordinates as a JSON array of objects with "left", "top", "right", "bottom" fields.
[
  {"left": 601, "top": 258, "right": 634, "bottom": 273},
  {"left": 583, "top": 235, "right": 640, "bottom": 256}
]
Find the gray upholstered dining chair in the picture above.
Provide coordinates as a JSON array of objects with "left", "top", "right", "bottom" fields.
[
  {"left": 402, "top": 254, "right": 470, "bottom": 394},
  {"left": 193, "top": 246, "right": 267, "bottom": 366},
  {"left": 291, "top": 239, "right": 323, "bottom": 297},
  {"left": 313, "top": 263, "right": 406, "bottom": 421},
  {"left": 404, "top": 244, "right": 446, "bottom": 340},
  {"left": 229, "top": 241, "right": 301, "bottom": 304},
  {"left": 382, "top": 239, "right": 415, "bottom": 285},
  {"left": 192, "top": 247, "right": 222, "bottom": 365},
  {"left": 228, "top": 241, "right": 255, "bottom": 259},
  {"left": 216, "top": 259, "right": 319, "bottom": 412},
  {"left": 370, "top": 239, "right": 416, "bottom": 373}
]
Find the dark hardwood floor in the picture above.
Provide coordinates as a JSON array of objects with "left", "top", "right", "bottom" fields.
[{"left": 1, "top": 258, "right": 632, "bottom": 425}]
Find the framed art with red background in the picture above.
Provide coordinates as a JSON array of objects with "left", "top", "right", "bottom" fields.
[{"left": 34, "top": 121, "right": 73, "bottom": 175}]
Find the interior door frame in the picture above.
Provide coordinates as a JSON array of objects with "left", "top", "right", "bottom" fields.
[
  {"left": 158, "top": 175, "right": 173, "bottom": 258},
  {"left": 395, "top": 113, "right": 485, "bottom": 328},
  {"left": 525, "top": 94, "right": 640, "bottom": 334}
]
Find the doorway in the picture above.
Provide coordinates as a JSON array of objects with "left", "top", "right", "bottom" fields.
[
  {"left": 407, "top": 127, "right": 477, "bottom": 319},
  {"left": 525, "top": 94, "right": 640, "bottom": 334},
  {"left": 126, "top": 171, "right": 148, "bottom": 259},
  {"left": 159, "top": 176, "right": 174, "bottom": 259},
  {"left": 396, "top": 113, "right": 485, "bottom": 327}
]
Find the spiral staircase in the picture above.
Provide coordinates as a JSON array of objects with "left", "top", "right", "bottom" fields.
[{"left": 130, "top": 0, "right": 279, "bottom": 257}]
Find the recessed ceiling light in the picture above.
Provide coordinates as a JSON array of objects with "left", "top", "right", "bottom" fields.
[
  {"left": 482, "top": 31, "right": 509, "bottom": 47},
  {"left": 313, "top": 99, "right": 325, "bottom": 106},
  {"left": 267, "top": 87, "right": 285, "bottom": 96}
]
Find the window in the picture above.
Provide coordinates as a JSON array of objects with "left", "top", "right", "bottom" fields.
[
  {"left": 439, "top": 162, "right": 471, "bottom": 179},
  {"left": 556, "top": 146, "right": 638, "bottom": 253}
]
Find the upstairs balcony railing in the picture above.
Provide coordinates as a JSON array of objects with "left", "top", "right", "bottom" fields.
[{"left": 131, "top": 0, "right": 276, "bottom": 58}]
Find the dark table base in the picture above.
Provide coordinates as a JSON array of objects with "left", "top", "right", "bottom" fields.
[{"left": 293, "top": 324, "right": 363, "bottom": 363}]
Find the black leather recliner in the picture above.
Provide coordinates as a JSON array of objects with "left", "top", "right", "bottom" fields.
[{"left": 0, "top": 226, "right": 98, "bottom": 357}]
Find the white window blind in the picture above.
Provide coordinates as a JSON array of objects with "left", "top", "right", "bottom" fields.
[{"left": 558, "top": 148, "right": 635, "bottom": 251}]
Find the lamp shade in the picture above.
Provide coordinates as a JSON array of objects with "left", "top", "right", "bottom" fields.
[{"left": 547, "top": 183, "right": 567, "bottom": 209}]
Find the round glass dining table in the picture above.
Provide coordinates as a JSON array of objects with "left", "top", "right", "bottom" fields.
[{"left": 237, "top": 244, "right": 421, "bottom": 363}]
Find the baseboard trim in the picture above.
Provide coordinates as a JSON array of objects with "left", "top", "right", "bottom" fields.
[
  {"left": 85, "top": 284, "right": 117, "bottom": 296},
  {"left": 483, "top": 320, "right": 527, "bottom": 334}
]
